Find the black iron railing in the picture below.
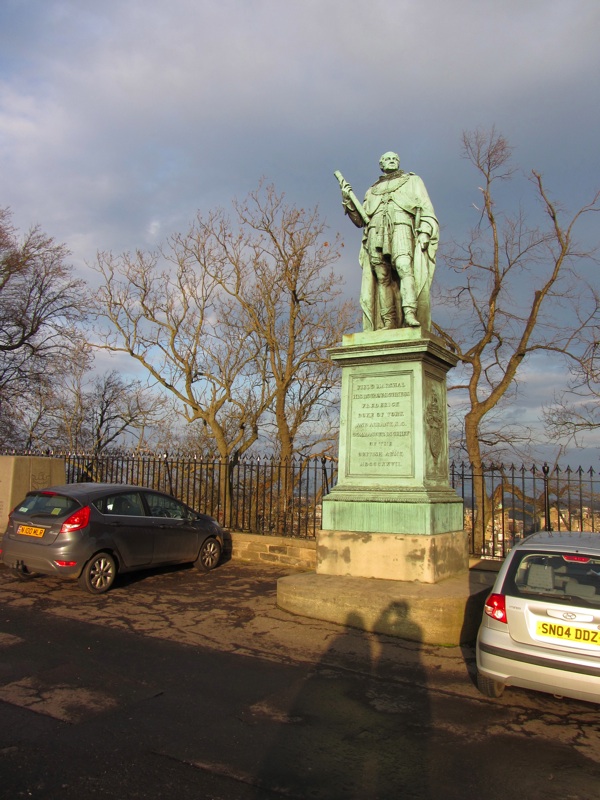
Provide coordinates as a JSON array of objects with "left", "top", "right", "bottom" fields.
[
  {"left": 450, "top": 462, "right": 600, "bottom": 559},
  {"left": 3, "top": 450, "right": 599, "bottom": 557},
  {"left": 63, "top": 452, "right": 337, "bottom": 540}
]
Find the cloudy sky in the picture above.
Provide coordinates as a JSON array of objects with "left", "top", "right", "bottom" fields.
[{"left": 2, "top": 0, "right": 599, "bottom": 463}]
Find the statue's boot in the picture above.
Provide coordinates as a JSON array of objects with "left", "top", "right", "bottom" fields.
[
  {"left": 396, "top": 268, "right": 419, "bottom": 327},
  {"left": 403, "top": 307, "right": 420, "bottom": 327}
]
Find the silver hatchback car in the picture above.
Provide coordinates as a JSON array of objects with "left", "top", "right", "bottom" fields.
[{"left": 476, "top": 531, "right": 600, "bottom": 704}]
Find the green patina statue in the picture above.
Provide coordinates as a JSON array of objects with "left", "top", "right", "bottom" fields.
[{"left": 335, "top": 152, "right": 438, "bottom": 331}]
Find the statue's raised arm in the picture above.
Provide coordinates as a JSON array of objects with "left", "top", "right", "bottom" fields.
[{"left": 334, "top": 171, "right": 369, "bottom": 226}]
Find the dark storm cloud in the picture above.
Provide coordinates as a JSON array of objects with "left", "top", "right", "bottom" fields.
[{"left": 1, "top": 0, "right": 599, "bottom": 457}]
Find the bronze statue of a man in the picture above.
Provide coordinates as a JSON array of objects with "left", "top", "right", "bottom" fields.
[{"left": 337, "top": 152, "right": 438, "bottom": 331}]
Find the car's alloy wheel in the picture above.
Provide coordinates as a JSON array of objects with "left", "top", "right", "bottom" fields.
[
  {"left": 78, "top": 552, "right": 116, "bottom": 594},
  {"left": 195, "top": 537, "right": 221, "bottom": 572}
]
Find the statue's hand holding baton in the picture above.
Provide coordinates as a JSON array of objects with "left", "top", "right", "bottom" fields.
[{"left": 334, "top": 170, "right": 369, "bottom": 226}]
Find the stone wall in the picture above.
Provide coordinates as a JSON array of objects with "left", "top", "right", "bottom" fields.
[
  {"left": 228, "top": 531, "right": 316, "bottom": 570},
  {"left": 0, "top": 456, "right": 66, "bottom": 533},
  {"left": 227, "top": 530, "right": 495, "bottom": 580}
]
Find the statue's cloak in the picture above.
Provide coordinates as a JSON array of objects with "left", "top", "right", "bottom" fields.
[{"left": 357, "top": 172, "right": 439, "bottom": 330}]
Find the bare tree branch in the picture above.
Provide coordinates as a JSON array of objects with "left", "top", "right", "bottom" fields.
[{"left": 433, "top": 129, "right": 600, "bottom": 546}]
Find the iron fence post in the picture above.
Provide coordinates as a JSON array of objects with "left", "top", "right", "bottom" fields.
[{"left": 542, "top": 462, "right": 552, "bottom": 532}]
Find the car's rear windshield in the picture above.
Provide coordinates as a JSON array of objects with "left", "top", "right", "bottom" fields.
[
  {"left": 14, "top": 492, "right": 80, "bottom": 518},
  {"left": 502, "top": 550, "right": 600, "bottom": 608}
]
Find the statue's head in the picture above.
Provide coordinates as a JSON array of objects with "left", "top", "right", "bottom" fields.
[{"left": 379, "top": 152, "right": 400, "bottom": 173}]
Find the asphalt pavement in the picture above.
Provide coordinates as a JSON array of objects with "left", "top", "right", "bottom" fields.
[{"left": 1, "top": 560, "right": 600, "bottom": 799}]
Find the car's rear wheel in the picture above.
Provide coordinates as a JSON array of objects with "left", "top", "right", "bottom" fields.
[
  {"left": 477, "top": 671, "right": 505, "bottom": 698},
  {"left": 78, "top": 552, "right": 117, "bottom": 594},
  {"left": 194, "top": 537, "right": 221, "bottom": 572}
]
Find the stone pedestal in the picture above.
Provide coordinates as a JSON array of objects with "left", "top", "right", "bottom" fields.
[
  {"left": 277, "top": 328, "right": 482, "bottom": 646},
  {"left": 317, "top": 529, "right": 468, "bottom": 584},
  {"left": 278, "top": 570, "right": 494, "bottom": 646},
  {"left": 319, "top": 327, "right": 465, "bottom": 582}
]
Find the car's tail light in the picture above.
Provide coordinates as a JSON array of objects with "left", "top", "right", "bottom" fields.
[
  {"left": 563, "top": 555, "right": 591, "bottom": 563},
  {"left": 484, "top": 593, "right": 507, "bottom": 623},
  {"left": 60, "top": 506, "right": 91, "bottom": 533},
  {"left": 55, "top": 560, "right": 77, "bottom": 567}
]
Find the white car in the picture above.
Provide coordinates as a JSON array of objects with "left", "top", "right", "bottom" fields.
[{"left": 476, "top": 531, "right": 600, "bottom": 704}]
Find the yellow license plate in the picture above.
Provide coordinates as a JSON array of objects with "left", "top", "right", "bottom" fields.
[
  {"left": 17, "top": 525, "right": 45, "bottom": 538},
  {"left": 537, "top": 621, "right": 600, "bottom": 645}
]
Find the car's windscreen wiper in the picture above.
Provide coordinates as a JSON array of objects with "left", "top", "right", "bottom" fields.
[
  {"left": 521, "top": 590, "right": 575, "bottom": 602},
  {"left": 27, "top": 512, "right": 61, "bottom": 519},
  {"left": 522, "top": 590, "right": 600, "bottom": 608}
]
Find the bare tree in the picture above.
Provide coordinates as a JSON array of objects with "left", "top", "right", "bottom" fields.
[
  {"left": 56, "top": 369, "right": 169, "bottom": 454},
  {"left": 4, "top": 344, "right": 83, "bottom": 452},
  {"left": 433, "top": 129, "right": 600, "bottom": 548},
  {"left": 94, "top": 234, "right": 271, "bottom": 463},
  {"left": 187, "top": 184, "right": 356, "bottom": 461},
  {"left": 544, "top": 328, "right": 600, "bottom": 446},
  {"left": 0, "top": 208, "right": 88, "bottom": 430},
  {"left": 95, "top": 184, "right": 353, "bottom": 461},
  {"left": 94, "top": 184, "right": 353, "bottom": 519},
  {"left": 10, "top": 356, "right": 169, "bottom": 455}
]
